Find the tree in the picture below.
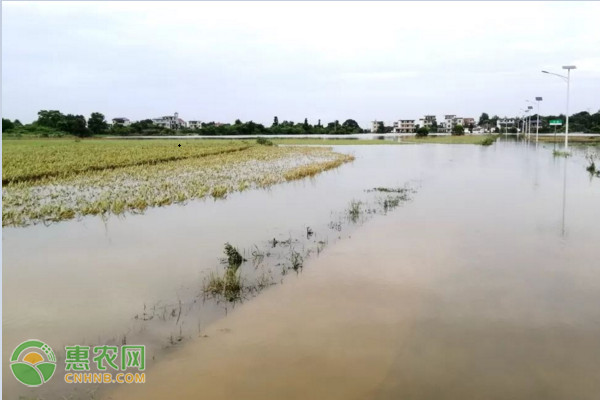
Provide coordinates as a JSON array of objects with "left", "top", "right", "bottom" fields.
[
  {"left": 2, "top": 118, "right": 15, "bottom": 131},
  {"left": 468, "top": 123, "right": 474, "bottom": 134},
  {"left": 376, "top": 121, "right": 385, "bottom": 134},
  {"left": 272, "top": 116, "right": 279, "bottom": 127},
  {"left": 87, "top": 112, "right": 108, "bottom": 135},
  {"left": 36, "top": 110, "right": 66, "bottom": 128},
  {"left": 430, "top": 121, "right": 438, "bottom": 133},
  {"left": 303, "top": 118, "right": 310, "bottom": 130},
  {"left": 415, "top": 127, "right": 429, "bottom": 137},
  {"left": 452, "top": 124, "right": 465, "bottom": 136},
  {"left": 58, "top": 114, "right": 89, "bottom": 137},
  {"left": 478, "top": 113, "right": 490, "bottom": 126},
  {"left": 341, "top": 119, "right": 362, "bottom": 133}
]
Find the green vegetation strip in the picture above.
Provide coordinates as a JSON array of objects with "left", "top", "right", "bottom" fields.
[
  {"left": 273, "top": 135, "right": 498, "bottom": 146},
  {"left": 538, "top": 136, "right": 600, "bottom": 145},
  {"left": 399, "top": 135, "right": 498, "bottom": 145},
  {"left": 2, "top": 140, "right": 353, "bottom": 227},
  {"left": 273, "top": 138, "right": 404, "bottom": 145}
]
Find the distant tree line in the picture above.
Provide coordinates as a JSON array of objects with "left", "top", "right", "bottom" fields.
[
  {"left": 478, "top": 111, "right": 600, "bottom": 134},
  {"left": 3, "top": 110, "right": 600, "bottom": 138},
  {"left": 2, "top": 111, "right": 367, "bottom": 137}
]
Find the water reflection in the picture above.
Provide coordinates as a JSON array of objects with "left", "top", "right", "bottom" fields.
[{"left": 562, "top": 157, "right": 568, "bottom": 237}]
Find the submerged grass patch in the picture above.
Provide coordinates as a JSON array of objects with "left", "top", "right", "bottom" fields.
[
  {"left": 553, "top": 149, "right": 571, "bottom": 158},
  {"left": 481, "top": 136, "right": 497, "bottom": 146},
  {"left": 401, "top": 135, "right": 499, "bottom": 145},
  {"left": 586, "top": 155, "right": 600, "bottom": 177},
  {"left": 2, "top": 141, "right": 353, "bottom": 227},
  {"left": 283, "top": 155, "right": 354, "bottom": 181}
]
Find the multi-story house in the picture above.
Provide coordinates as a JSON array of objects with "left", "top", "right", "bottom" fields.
[
  {"left": 393, "top": 120, "right": 416, "bottom": 133},
  {"left": 112, "top": 117, "right": 131, "bottom": 126},
  {"left": 463, "top": 118, "right": 475, "bottom": 128},
  {"left": 153, "top": 112, "right": 187, "bottom": 130},
  {"left": 188, "top": 120, "right": 202, "bottom": 130},
  {"left": 497, "top": 118, "right": 517, "bottom": 129},
  {"left": 418, "top": 115, "right": 437, "bottom": 130},
  {"left": 371, "top": 120, "right": 384, "bottom": 133},
  {"left": 444, "top": 115, "right": 456, "bottom": 133}
]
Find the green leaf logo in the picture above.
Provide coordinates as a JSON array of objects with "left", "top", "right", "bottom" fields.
[{"left": 10, "top": 339, "right": 57, "bottom": 387}]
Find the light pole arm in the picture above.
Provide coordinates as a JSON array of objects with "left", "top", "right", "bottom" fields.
[{"left": 541, "top": 70, "right": 568, "bottom": 82}]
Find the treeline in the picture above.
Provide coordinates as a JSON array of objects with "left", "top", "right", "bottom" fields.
[
  {"left": 479, "top": 111, "right": 600, "bottom": 133},
  {"left": 4, "top": 109, "right": 600, "bottom": 138},
  {"left": 2, "top": 111, "right": 366, "bottom": 137}
]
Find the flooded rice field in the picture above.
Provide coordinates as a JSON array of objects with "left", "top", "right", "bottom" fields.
[{"left": 3, "top": 140, "right": 600, "bottom": 399}]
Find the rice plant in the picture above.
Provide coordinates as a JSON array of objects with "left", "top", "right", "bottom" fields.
[{"left": 2, "top": 141, "right": 354, "bottom": 226}]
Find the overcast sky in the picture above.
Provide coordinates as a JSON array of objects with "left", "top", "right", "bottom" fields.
[{"left": 2, "top": 1, "right": 600, "bottom": 128}]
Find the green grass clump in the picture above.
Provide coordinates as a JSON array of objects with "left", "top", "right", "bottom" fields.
[
  {"left": 348, "top": 200, "right": 362, "bottom": 222},
  {"left": 481, "top": 136, "right": 497, "bottom": 146},
  {"left": 586, "top": 155, "right": 600, "bottom": 177},
  {"left": 204, "top": 268, "right": 243, "bottom": 302},
  {"left": 290, "top": 249, "right": 303, "bottom": 272},
  {"left": 256, "top": 137, "right": 274, "bottom": 146},
  {"left": 224, "top": 243, "right": 246, "bottom": 267},
  {"left": 211, "top": 186, "right": 228, "bottom": 199},
  {"left": 553, "top": 150, "right": 571, "bottom": 158}
]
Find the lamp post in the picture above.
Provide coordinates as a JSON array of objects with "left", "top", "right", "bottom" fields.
[
  {"left": 542, "top": 66, "right": 576, "bottom": 150},
  {"left": 535, "top": 97, "right": 542, "bottom": 143},
  {"left": 521, "top": 109, "right": 529, "bottom": 138},
  {"left": 527, "top": 105, "right": 533, "bottom": 138}
]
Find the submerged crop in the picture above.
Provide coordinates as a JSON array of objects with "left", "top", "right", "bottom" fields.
[{"left": 2, "top": 141, "right": 354, "bottom": 227}]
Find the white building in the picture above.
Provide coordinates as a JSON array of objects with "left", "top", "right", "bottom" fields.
[
  {"left": 393, "top": 120, "right": 416, "bottom": 133},
  {"left": 497, "top": 118, "right": 517, "bottom": 130},
  {"left": 444, "top": 115, "right": 456, "bottom": 133},
  {"left": 153, "top": 112, "right": 187, "bottom": 130},
  {"left": 112, "top": 117, "right": 131, "bottom": 126},
  {"left": 418, "top": 115, "right": 437, "bottom": 130},
  {"left": 188, "top": 120, "right": 202, "bottom": 130},
  {"left": 371, "top": 120, "right": 384, "bottom": 133}
]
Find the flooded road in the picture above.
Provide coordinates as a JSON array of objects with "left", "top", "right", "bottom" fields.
[{"left": 3, "top": 141, "right": 600, "bottom": 399}]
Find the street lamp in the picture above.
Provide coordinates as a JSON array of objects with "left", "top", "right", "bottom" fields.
[
  {"left": 542, "top": 65, "right": 576, "bottom": 150},
  {"left": 527, "top": 105, "right": 533, "bottom": 138},
  {"left": 521, "top": 108, "right": 530, "bottom": 138},
  {"left": 535, "top": 97, "right": 543, "bottom": 143}
]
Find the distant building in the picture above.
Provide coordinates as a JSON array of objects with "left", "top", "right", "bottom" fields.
[
  {"left": 418, "top": 115, "right": 437, "bottom": 130},
  {"left": 463, "top": 118, "right": 475, "bottom": 128},
  {"left": 188, "top": 120, "right": 202, "bottom": 130},
  {"left": 444, "top": 115, "right": 456, "bottom": 133},
  {"left": 112, "top": 117, "right": 131, "bottom": 126},
  {"left": 371, "top": 120, "right": 384, "bottom": 133},
  {"left": 497, "top": 118, "right": 517, "bottom": 129},
  {"left": 153, "top": 112, "right": 187, "bottom": 130},
  {"left": 393, "top": 119, "right": 416, "bottom": 133}
]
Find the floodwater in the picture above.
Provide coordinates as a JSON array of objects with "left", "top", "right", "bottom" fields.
[{"left": 3, "top": 140, "right": 600, "bottom": 399}]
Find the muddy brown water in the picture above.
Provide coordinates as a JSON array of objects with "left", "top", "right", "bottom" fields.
[{"left": 3, "top": 141, "right": 600, "bottom": 399}]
